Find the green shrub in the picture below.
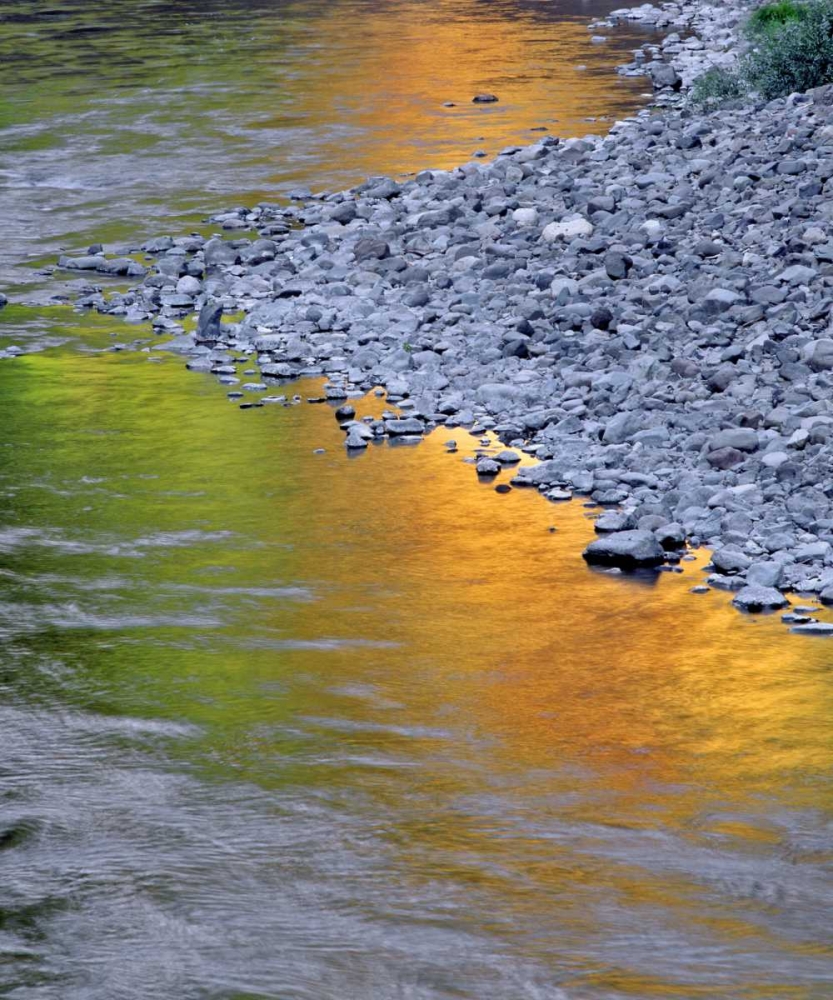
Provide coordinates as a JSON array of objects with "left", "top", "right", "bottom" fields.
[
  {"left": 742, "top": 0, "right": 833, "bottom": 98},
  {"left": 690, "top": 66, "right": 747, "bottom": 107},
  {"left": 746, "top": 0, "right": 807, "bottom": 36}
]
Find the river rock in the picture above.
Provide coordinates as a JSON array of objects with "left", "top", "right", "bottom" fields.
[
  {"left": 541, "top": 217, "right": 594, "bottom": 242},
  {"left": 711, "top": 547, "right": 752, "bottom": 575},
  {"left": 803, "top": 339, "right": 833, "bottom": 372},
  {"left": 732, "top": 586, "right": 789, "bottom": 613},
  {"left": 582, "top": 530, "right": 665, "bottom": 568},
  {"left": 354, "top": 238, "right": 390, "bottom": 262},
  {"left": 790, "top": 621, "right": 833, "bottom": 635},
  {"left": 195, "top": 301, "right": 223, "bottom": 343},
  {"left": 384, "top": 417, "right": 425, "bottom": 436},
  {"left": 646, "top": 61, "right": 681, "bottom": 90}
]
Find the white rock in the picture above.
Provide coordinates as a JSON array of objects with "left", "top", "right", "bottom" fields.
[
  {"left": 641, "top": 219, "right": 664, "bottom": 243},
  {"left": 512, "top": 207, "right": 539, "bottom": 227},
  {"left": 541, "top": 216, "right": 594, "bottom": 242}
]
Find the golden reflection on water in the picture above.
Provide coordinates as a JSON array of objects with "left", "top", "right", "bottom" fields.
[
  {"left": 278, "top": 0, "right": 650, "bottom": 180},
  {"left": 0, "top": 345, "right": 831, "bottom": 996}
]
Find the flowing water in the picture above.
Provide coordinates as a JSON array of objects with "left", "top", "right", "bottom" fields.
[{"left": 1, "top": 3, "right": 833, "bottom": 1000}]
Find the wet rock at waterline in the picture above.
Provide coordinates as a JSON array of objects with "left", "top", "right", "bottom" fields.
[
  {"left": 732, "top": 587, "right": 790, "bottom": 614},
  {"left": 790, "top": 621, "right": 833, "bottom": 635},
  {"left": 582, "top": 531, "right": 665, "bottom": 569},
  {"left": 196, "top": 301, "right": 224, "bottom": 343}
]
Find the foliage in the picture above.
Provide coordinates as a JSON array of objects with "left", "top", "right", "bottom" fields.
[
  {"left": 691, "top": 0, "right": 833, "bottom": 105},
  {"left": 690, "top": 66, "right": 746, "bottom": 107},
  {"left": 746, "top": 0, "right": 807, "bottom": 36},
  {"left": 742, "top": 0, "right": 833, "bottom": 99}
]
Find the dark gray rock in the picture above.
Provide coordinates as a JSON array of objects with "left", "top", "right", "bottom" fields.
[
  {"left": 354, "top": 238, "right": 390, "bottom": 262},
  {"left": 707, "top": 447, "right": 745, "bottom": 470},
  {"left": 604, "top": 251, "right": 632, "bottom": 280},
  {"left": 583, "top": 530, "right": 665, "bottom": 568},
  {"left": 195, "top": 301, "right": 223, "bottom": 343},
  {"left": 646, "top": 61, "right": 681, "bottom": 91}
]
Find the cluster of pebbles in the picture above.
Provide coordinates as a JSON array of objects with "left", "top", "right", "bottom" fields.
[{"left": 53, "top": 3, "right": 833, "bottom": 630}]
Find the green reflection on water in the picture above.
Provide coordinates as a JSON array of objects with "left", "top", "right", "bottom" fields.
[
  {"left": 1, "top": 344, "right": 832, "bottom": 996},
  {"left": 0, "top": 0, "right": 652, "bottom": 277}
]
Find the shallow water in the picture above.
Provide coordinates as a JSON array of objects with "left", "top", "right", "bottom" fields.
[
  {"left": 1, "top": 350, "right": 833, "bottom": 999},
  {"left": 1, "top": 3, "right": 833, "bottom": 999}
]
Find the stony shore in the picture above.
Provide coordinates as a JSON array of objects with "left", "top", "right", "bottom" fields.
[{"left": 54, "top": 0, "right": 833, "bottom": 628}]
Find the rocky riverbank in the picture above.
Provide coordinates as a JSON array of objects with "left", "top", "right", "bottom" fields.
[{"left": 53, "top": 1, "right": 833, "bottom": 627}]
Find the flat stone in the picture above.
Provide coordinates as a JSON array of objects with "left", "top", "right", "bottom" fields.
[
  {"left": 790, "top": 622, "right": 833, "bottom": 635},
  {"left": 384, "top": 417, "right": 425, "bottom": 436}
]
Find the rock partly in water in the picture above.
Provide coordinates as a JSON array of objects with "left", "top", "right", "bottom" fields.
[
  {"left": 732, "top": 587, "right": 790, "bottom": 613},
  {"left": 195, "top": 301, "right": 223, "bottom": 343},
  {"left": 582, "top": 530, "right": 665, "bottom": 569}
]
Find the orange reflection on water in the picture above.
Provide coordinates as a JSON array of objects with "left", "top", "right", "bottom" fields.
[
  {"left": 1, "top": 350, "right": 831, "bottom": 997},
  {"left": 261, "top": 0, "right": 651, "bottom": 183}
]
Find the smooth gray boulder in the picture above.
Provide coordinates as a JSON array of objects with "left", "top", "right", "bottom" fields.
[
  {"left": 732, "top": 586, "right": 789, "bottom": 612},
  {"left": 709, "top": 428, "right": 758, "bottom": 453},
  {"left": 746, "top": 561, "right": 784, "bottom": 588},
  {"left": 58, "top": 254, "right": 103, "bottom": 270},
  {"left": 647, "top": 61, "right": 681, "bottom": 90},
  {"left": 384, "top": 417, "right": 425, "bottom": 436},
  {"left": 203, "top": 238, "right": 240, "bottom": 267},
  {"left": 711, "top": 547, "right": 752, "bottom": 575},
  {"left": 595, "top": 511, "right": 637, "bottom": 533},
  {"left": 582, "top": 530, "right": 665, "bottom": 568},
  {"left": 353, "top": 237, "right": 390, "bottom": 262}
]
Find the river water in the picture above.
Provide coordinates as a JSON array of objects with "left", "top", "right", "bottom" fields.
[{"left": 1, "top": 3, "right": 833, "bottom": 1000}]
